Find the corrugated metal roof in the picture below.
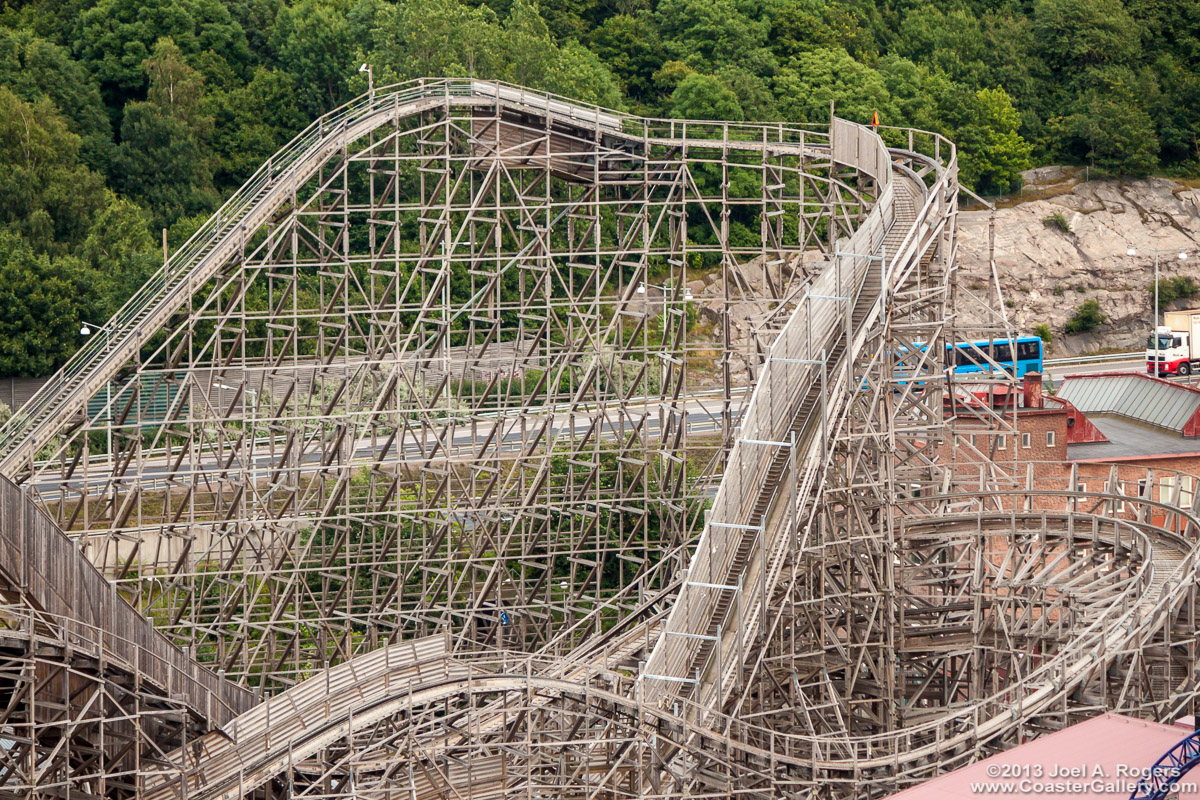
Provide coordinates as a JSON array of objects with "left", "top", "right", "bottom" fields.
[{"left": 1057, "top": 373, "right": 1200, "bottom": 433}]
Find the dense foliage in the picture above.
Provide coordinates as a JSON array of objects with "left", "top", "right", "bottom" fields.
[{"left": 0, "top": 0, "right": 1196, "bottom": 374}]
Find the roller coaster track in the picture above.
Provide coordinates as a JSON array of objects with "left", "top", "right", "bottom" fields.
[
  {"left": 136, "top": 499, "right": 1197, "bottom": 798},
  {"left": 1130, "top": 728, "right": 1200, "bottom": 800},
  {"left": 0, "top": 472, "right": 253, "bottom": 726},
  {"left": 3, "top": 80, "right": 1199, "bottom": 797},
  {"left": 0, "top": 79, "right": 898, "bottom": 735}
]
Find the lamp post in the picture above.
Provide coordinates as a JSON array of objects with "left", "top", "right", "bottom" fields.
[
  {"left": 1129, "top": 246, "right": 1188, "bottom": 373},
  {"left": 636, "top": 281, "right": 695, "bottom": 312},
  {"left": 359, "top": 63, "right": 373, "bottom": 99},
  {"left": 79, "top": 321, "right": 113, "bottom": 463}
]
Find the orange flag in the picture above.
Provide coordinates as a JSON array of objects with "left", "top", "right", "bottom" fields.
[{"left": 871, "top": 110, "right": 880, "bottom": 127}]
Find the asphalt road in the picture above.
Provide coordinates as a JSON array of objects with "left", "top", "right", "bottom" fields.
[
  {"left": 1042, "top": 356, "right": 1146, "bottom": 384},
  {"left": 31, "top": 396, "right": 747, "bottom": 499}
]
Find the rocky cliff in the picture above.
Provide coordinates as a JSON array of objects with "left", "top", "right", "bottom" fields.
[{"left": 958, "top": 171, "right": 1200, "bottom": 355}]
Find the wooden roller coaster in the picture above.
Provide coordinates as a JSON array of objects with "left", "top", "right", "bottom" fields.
[{"left": 0, "top": 79, "right": 1194, "bottom": 799}]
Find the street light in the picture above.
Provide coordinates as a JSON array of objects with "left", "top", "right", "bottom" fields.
[
  {"left": 359, "top": 63, "right": 373, "bottom": 98},
  {"left": 79, "top": 321, "right": 110, "bottom": 338},
  {"left": 80, "top": 322, "right": 113, "bottom": 463},
  {"left": 636, "top": 281, "right": 694, "bottom": 301},
  {"left": 1129, "top": 246, "right": 1189, "bottom": 372}
]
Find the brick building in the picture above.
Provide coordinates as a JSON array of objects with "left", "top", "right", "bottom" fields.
[{"left": 941, "top": 371, "right": 1200, "bottom": 514}]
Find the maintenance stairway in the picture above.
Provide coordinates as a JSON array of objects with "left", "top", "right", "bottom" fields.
[{"left": 640, "top": 153, "right": 928, "bottom": 713}]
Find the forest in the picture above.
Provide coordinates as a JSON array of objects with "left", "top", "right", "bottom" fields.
[{"left": 0, "top": 0, "right": 1196, "bottom": 376}]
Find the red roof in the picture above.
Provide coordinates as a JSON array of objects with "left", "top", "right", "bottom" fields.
[{"left": 885, "top": 714, "right": 1200, "bottom": 799}]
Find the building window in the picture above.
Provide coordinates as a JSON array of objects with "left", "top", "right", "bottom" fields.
[
  {"left": 1046, "top": 431, "right": 1056, "bottom": 447},
  {"left": 1021, "top": 432, "right": 1031, "bottom": 449},
  {"left": 997, "top": 434, "right": 1006, "bottom": 450},
  {"left": 1078, "top": 482, "right": 1087, "bottom": 493}
]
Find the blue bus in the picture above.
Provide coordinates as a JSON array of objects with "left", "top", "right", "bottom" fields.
[
  {"left": 887, "top": 336, "right": 1043, "bottom": 384},
  {"left": 945, "top": 336, "right": 1043, "bottom": 377}
]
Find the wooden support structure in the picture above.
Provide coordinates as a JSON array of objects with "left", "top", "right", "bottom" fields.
[{"left": 0, "top": 79, "right": 1194, "bottom": 799}]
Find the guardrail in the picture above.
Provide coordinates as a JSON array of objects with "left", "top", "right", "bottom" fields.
[{"left": 1045, "top": 351, "right": 1142, "bottom": 368}]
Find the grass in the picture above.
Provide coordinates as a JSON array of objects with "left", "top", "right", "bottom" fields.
[{"left": 1043, "top": 211, "right": 1071, "bottom": 233}]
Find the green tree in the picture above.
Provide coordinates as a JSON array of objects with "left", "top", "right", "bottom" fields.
[
  {"left": 1052, "top": 81, "right": 1159, "bottom": 175},
  {"left": 655, "top": 0, "right": 772, "bottom": 71},
  {"left": 1064, "top": 299, "right": 1106, "bottom": 335},
  {"left": 80, "top": 192, "right": 160, "bottom": 312},
  {"left": 956, "top": 88, "right": 1033, "bottom": 194},
  {"left": 367, "top": 0, "right": 504, "bottom": 82},
  {"left": 773, "top": 47, "right": 894, "bottom": 124},
  {"left": 1150, "top": 275, "right": 1199, "bottom": 312},
  {"left": 227, "top": 0, "right": 285, "bottom": 59},
  {"left": 75, "top": 0, "right": 251, "bottom": 99},
  {"left": 501, "top": 0, "right": 557, "bottom": 89},
  {"left": 0, "top": 88, "right": 105, "bottom": 254},
  {"left": 269, "top": 0, "right": 355, "bottom": 117},
  {"left": 543, "top": 41, "right": 624, "bottom": 109},
  {"left": 0, "top": 30, "right": 113, "bottom": 169},
  {"left": 145, "top": 38, "right": 209, "bottom": 127},
  {"left": 0, "top": 232, "right": 102, "bottom": 376},
  {"left": 109, "top": 41, "right": 216, "bottom": 227},
  {"left": 1032, "top": 0, "right": 1141, "bottom": 76},
  {"left": 668, "top": 73, "right": 744, "bottom": 121},
  {"left": 205, "top": 66, "right": 307, "bottom": 190},
  {"left": 1151, "top": 53, "right": 1200, "bottom": 167},
  {"left": 588, "top": 13, "right": 663, "bottom": 100},
  {"left": 715, "top": 65, "right": 776, "bottom": 120},
  {"left": 763, "top": 0, "right": 876, "bottom": 62}
]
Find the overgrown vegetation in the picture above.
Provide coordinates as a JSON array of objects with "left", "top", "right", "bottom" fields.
[
  {"left": 0, "top": 0, "right": 1197, "bottom": 374},
  {"left": 1064, "top": 299, "right": 1106, "bottom": 335},
  {"left": 1033, "top": 323, "right": 1052, "bottom": 343},
  {"left": 1151, "top": 275, "right": 1199, "bottom": 312}
]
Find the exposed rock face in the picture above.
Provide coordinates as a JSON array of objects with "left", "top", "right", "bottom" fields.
[{"left": 958, "top": 176, "right": 1200, "bottom": 355}]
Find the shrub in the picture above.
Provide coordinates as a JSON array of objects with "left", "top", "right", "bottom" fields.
[
  {"left": 1151, "top": 275, "right": 1199, "bottom": 312},
  {"left": 1043, "top": 212, "right": 1071, "bottom": 233},
  {"left": 1064, "top": 300, "right": 1105, "bottom": 335},
  {"left": 1033, "top": 323, "right": 1052, "bottom": 343}
]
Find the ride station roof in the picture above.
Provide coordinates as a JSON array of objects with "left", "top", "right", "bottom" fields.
[{"left": 884, "top": 714, "right": 1200, "bottom": 799}]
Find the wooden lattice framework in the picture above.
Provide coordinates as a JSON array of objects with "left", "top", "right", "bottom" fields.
[{"left": 0, "top": 80, "right": 1193, "bottom": 799}]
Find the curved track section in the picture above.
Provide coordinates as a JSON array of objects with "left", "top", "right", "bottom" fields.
[
  {"left": 1130, "top": 729, "right": 1200, "bottom": 800},
  {"left": 1, "top": 81, "right": 1198, "bottom": 799},
  {"left": 137, "top": 499, "right": 1198, "bottom": 798}
]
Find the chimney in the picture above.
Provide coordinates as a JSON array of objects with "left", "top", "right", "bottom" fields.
[{"left": 1023, "top": 372, "right": 1044, "bottom": 409}]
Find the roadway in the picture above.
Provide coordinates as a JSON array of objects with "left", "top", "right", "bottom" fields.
[
  {"left": 29, "top": 394, "right": 748, "bottom": 500},
  {"left": 1042, "top": 353, "right": 1144, "bottom": 384}
]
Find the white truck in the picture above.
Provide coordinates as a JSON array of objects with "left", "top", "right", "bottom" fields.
[{"left": 1147, "top": 309, "right": 1200, "bottom": 376}]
